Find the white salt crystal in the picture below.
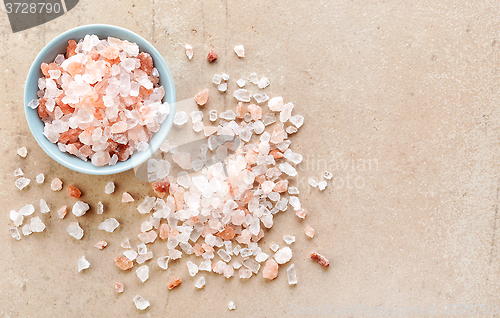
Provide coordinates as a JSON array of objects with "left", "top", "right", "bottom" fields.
[
  {"left": 35, "top": 174, "right": 45, "bottom": 184},
  {"left": 279, "top": 162, "right": 297, "bottom": 176},
  {"left": 193, "top": 121, "right": 204, "bottom": 132},
  {"left": 124, "top": 250, "right": 138, "bottom": 261},
  {"left": 288, "top": 186, "right": 299, "bottom": 194},
  {"left": 10, "top": 228, "right": 21, "bottom": 240},
  {"left": 255, "top": 252, "right": 269, "bottom": 263},
  {"left": 72, "top": 201, "right": 90, "bottom": 217},
  {"left": 19, "top": 204, "right": 35, "bottom": 216},
  {"left": 280, "top": 102, "right": 294, "bottom": 122},
  {"left": 290, "top": 115, "right": 304, "bottom": 128},
  {"left": 228, "top": 301, "right": 236, "bottom": 311},
  {"left": 151, "top": 68, "right": 159, "bottom": 77},
  {"left": 187, "top": 261, "right": 199, "bottom": 276},
  {"left": 222, "top": 73, "right": 230, "bottom": 81},
  {"left": 133, "top": 295, "right": 150, "bottom": 310},
  {"left": 14, "top": 168, "right": 23, "bottom": 176},
  {"left": 67, "top": 222, "right": 84, "bottom": 240},
  {"left": 217, "top": 249, "right": 231, "bottom": 262},
  {"left": 22, "top": 224, "right": 32, "bottom": 236},
  {"left": 194, "top": 277, "right": 205, "bottom": 289},
  {"left": 15, "top": 177, "right": 30, "bottom": 190},
  {"left": 177, "top": 171, "right": 192, "bottom": 188},
  {"left": 248, "top": 73, "right": 259, "bottom": 84},
  {"left": 141, "top": 221, "right": 153, "bottom": 232},
  {"left": 78, "top": 256, "right": 90, "bottom": 272},
  {"left": 137, "top": 197, "right": 156, "bottom": 214},
  {"left": 268, "top": 96, "right": 284, "bottom": 112},
  {"left": 287, "top": 264, "right": 297, "bottom": 285},
  {"left": 213, "top": 74, "right": 222, "bottom": 84},
  {"left": 324, "top": 171, "right": 333, "bottom": 179},
  {"left": 218, "top": 83, "right": 228, "bottom": 92},
  {"left": 258, "top": 77, "right": 270, "bottom": 89},
  {"left": 169, "top": 249, "right": 182, "bottom": 260},
  {"left": 253, "top": 120, "right": 265, "bottom": 134},
  {"left": 199, "top": 259, "right": 212, "bottom": 271},
  {"left": 40, "top": 199, "right": 50, "bottom": 213},
  {"left": 234, "top": 44, "right": 245, "bottom": 57},
  {"left": 233, "top": 89, "right": 251, "bottom": 102},
  {"left": 239, "top": 268, "right": 252, "bottom": 279},
  {"left": 190, "top": 111, "right": 203, "bottom": 123},
  {"left": 318, "top": 180, "right": 327, "bottom": 191},
  {"left": 252, "top": 93, "right": 269, "bottom": 105},
  {"left": 136, "top": 252, "right": 153, "bottom": 264},
  {"left": 289, "top": 196, "right": 301, "bottom": 210},
  {"left": 309, "top": 177, "right": 318, "bottom": 187},
  {"left": 136, "top": 265, "right": 149, "bottom": 282},
  {"left": 185, "top": 44, "right": 194, "bottom": 59},
  {"left": 157, "top": 256, "right": 169, "bottom": 270},
  {"left": 174, "top": 111, "right": 188, "bottom": 125},
  {"left": 283, "top": 235, "right": 295, "bottom": 244},
  {"left": 10, "top": 210, "right": 23, "bottom": 227},
  {"left": 274, "top": 247, "right": 292, "bottom": 264},
  {"left": 242, "top": 258, "right": 260, "bottom": 273},
  {"left": 232, "top": 261, "right": 242, "bottom": 269},
  {"left": 97, "top": 202, "right": 104, "bottom": 214},
  {"left": 121, "top": 239, "right": 131, "bottom": 249},
  {"left": 237, "top": 78, "right": 246, "bottom": 87},
  {"left": 286, "top": 126, "right": 298, "bottom": 134},
  {"left": 283, "top": 149, "right": 302, "bottom": 164},
  {"left": 50, "top": 178, "right": 63, "bottom": 191},
  {"left": 17, "top": 147, "right": 27, "bottom": 158},
  {"left": 54, "top": 54, "right": 65, "bottom": 65},
  {"left": 98, "top": 218, "right": 120, "bottom": 232},
  {"left": 136, "top": 141, "right": 149, "bottom": 152},
  {"left": 209, "top": 109, "right": 218, "bottom": 121},
  {"left": 220, "top": 110, "right": 236, "bottom": 120}
]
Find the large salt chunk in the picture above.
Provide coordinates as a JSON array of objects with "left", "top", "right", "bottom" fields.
[
  {"left": 233, "top": 89, "right": 251, "bottom": 102},
  {"left": 133, "top": 295, "right": 150, "bottom": 310},
  {"left": 72, "top": 201, "right": 90, "bottom": 217},
  {"left": 136, "top": 265, "right": 149, "bottom": 282},
  {"left": 67, "top": 222, "right": 84, "bottom": 239},
  {"left": 99, "top": 218, "right": 120, "bottom": 232},
  {"left": 274, "top": 247, "right": 292, "bottom": 264},
  {"left": 78, "top": 256, "right": 90, "bottom": 272}
]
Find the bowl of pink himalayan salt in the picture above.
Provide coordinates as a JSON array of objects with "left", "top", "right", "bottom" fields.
[{"left": 24, "top": 24, "right": 176, "bottom": 175}]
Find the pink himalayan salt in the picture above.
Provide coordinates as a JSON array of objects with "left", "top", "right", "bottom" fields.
[
  {"left": 95, "top": 240, "right": 108, "bottom": 249},
  {"left": 138, "top": 230, "right": 158, "bottom": 244},
  {"left": 273, "top": 180, "right": 288, "bottom": 193},
  {"left": 195, "top": 88, "right": 209, "bottom": 106},
  {"left": 248, "top": 104, "right": 262, "bottom": 120},
  {"left": 57, "top": 205, "right": 67, "bottom": 219},
  {"left": 296, "top": 208, "right": 307, "bottom": 219},
  {"left": 122, "top": 192, "right": 134, "bottom": 202},
  {"left": 304, "top": 226, "right": 315, "bottom": 238},
  {"left": 263, "top": 259, "right": 279, "bottom": 280},
  {"left": 115, "top": 282, "right": 124, "bottom": 293}
]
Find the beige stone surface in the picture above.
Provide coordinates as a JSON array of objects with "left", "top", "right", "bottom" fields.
[{"left": 1, "top": 0, "right": 500, "bottom": 317}]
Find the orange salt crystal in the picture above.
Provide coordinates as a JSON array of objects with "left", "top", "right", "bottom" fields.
[
  {"left": 168, "top": 277, "right": 182, "bottom": 290},
  {"left": 295, "top": 208, "right": 307, "bottom": 219},
  {"left": 255, "top": 175, "right": 266, "bottom": 184},
  {"left": 242, "top": 190, "right": 253, "bottom": 204},
  {"left": 194, "top": 88, "right": 209, "bottom": 106},
  {"left": 159, "top": 224, "right": 170, "bottom": 240},
  {"left": 95, "top": 240, "right": 108, "bottom": 249},
  {"left": 114, "top": 256, "right": 134, "bottom": 270},
  {"left": 310, "top": 252, "right": 329, "bottom": 268},
  {"left": 263, "top": 259, "right": 279, "bottom": 280},
  {"left": 37, "top": 98, "right": 48, "bottom": 120},
  {"left": 304, "top": 226, "right": 315, "bottom": 238},
  {"left": 138, "top": 52, "right": 153, "bottom": 74},
  {"left": 67, "top": 184, "right": 82, "bottom": 198},
  {"left": 66, "top": 62, "right": 84, "bottom": 77},
  {"left": 273, "top": 180, "right": 289, "bottom": 193},
  {"left": 41, "top": 62, "right": 61, "bottom": 77},
  {"left": 66, "top": 39, "right": 77, "bottom": 58},
  {"left": 170, "top": 228, "right": 179, "bottom": 238},
  {"left": 207, "top": 49, "right": 218, "bottom": 62},
  {"left": 58, "top": 128, "right": 81, "bottom": 143},
  {"left": 216, "top": 226, "right": 235, "bottom": 240},
  {"left": 103, "top": 46, "right": 119, "bottom": 59},
  {"left": 270, "top": 149, "right": 284, "bottom": 159},
  {"left": 152, "top": 180, "right": 170, "bottom": 198},
  {"left": 89, "top": 51, "right": 100, "bottom": 61},
  {"left": 174, "top": 188, "right": 184, "bottom": 211}
]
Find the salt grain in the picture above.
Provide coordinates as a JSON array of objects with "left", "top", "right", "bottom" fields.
[
  {"left": 290, "top": 115, "right": 304, "bottom": 128},
  {"left": 195, "top": 88, "right": 209, "bottom": 106},
  {"left": 122, "top": 192, "right": 134, "bottom": 202},
  {"left": 318, "top": 180, "right": 327, "bottom": 191},
  {"left": 268, "top": 96, "right": 284, "bottom": 112},
  {"left": 17, "top": 147, "right": 27, "bottom": 158},
  {"left": 283, "top": 235, "right": 295, "bottom": 244},
  {"left": 270, "top": 243, "right": 279, "bottom": 252},
  {"left": 209, "top": 109, "right": 218, "bottom": 121},
  {"left": 40, "top": 199, "right": 50, "bottom": 213},
  {"left": 234, "top": 45, "right": 245, "bottom": 57},
  {"left": 78, "top": 256, "right": 90, "bottom": 272},
  {"left": 157, "top": 256, "right": 169, "bottom": 270},
  {"left": 213, "top": 74, "right": 222, "bottom": 85},
  {"left": 15, "top": 177, "right": 30, "bottom": 190},
  {"left": 233, "top": 89, "right": 251, "bottom": 102},
  {"left": 14, "top": 168, "right": 23, "bottom": 176},
  {"left": 228, "top": 301, "right": 236, "bottom": 311},
  {"left": 248, "top": 72, "right": 259, "bottom": 84},
  {"left": 174, "top": 111, "right": 188, "bottom": 125},
  {"left": 324, "top": 171, "right": 333, "bottom": 179},
  {"left": 67, "top": 222, "right": 84, "bottom": 239},
  {"left": 133, "top": 295, "right": 150, "bottom": 310},
  {"left": 35, "top": 174, "right": 45, "bottom": 184},
  {"left": 253, "top": 93, "right": 269, "bottom": 104},
  {"left": 218, "top": 83, "right": 228, "bottom": 92},
  {"left": 57, "top": 206, "right": 67, "bottom": 219},
  {"left": 274, "top": 247, "right": 292, "bottom": 264},
  {"left": 99, "top": 218, "right": 120, "bottom": 232},
  {"left": 10, "top": 228, "right": 21, "bottom": 240},
  {"left": 309, "top": 177, "right": 318, "bottom": 187},
  {"left": 115, "top": 282, "right": 124, "bottom": 293},
  {"left": 187, "top": 261, "right": 199, "bottom": 276},
  {"left": 50, "top": 178, "right": 63, "bottom": 191},
  {"left": 19, "top": 204, "right": 35, "bottom": 216},
  {"left": 287, "top": 264, "right": 297, "bottom": 285},
  {"left": 194, "top": 276, "right": 205, "bottom": 289},
  {"left": 304, "top": 226, "right": 315, "bottom": 238},
  {"left": 136, "top": 265, "right": 149, "bottom": 282},
  {"left": 237, "top": 78, "right": 246, "bottom": 87},
  {"left": 258, "top": 77, "right": 270, "bottom": 89},
  {"left": 72, "top": 201, "right": 90, "bottom": 217},
  {"left": 95, "top": 240, "right": 108, "bottom": 249},
  {"left": 185, "top": 44, "right": 194, "bottom": 59}
]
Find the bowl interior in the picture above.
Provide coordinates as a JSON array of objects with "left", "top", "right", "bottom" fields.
[{"left": 24, "top": 24, "right": 176, "bottom": 175}]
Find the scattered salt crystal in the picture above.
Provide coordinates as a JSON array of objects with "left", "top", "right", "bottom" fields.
[
  {"left": 324, "top": 171, "right": 333, "bottom": 179},
  {"left": 242, "top": 258, "right": 260, "bottom": 273},
  {"left": 40, "top": 199, "right": 50, "bottom": 213},
  {"left": 136, "top": 141, "right": 149, "bottom": 152},
  {"left": 157, "top": 256, "right": 169, "bottom": 270},
  {"left": 54, "top": 54, "right": 65, "bottom": 65},
  {"left": 50, "top": 178, "right": 63, "bottom": 191},
  {"left": 169, "top": 249, "right": 182, "bottom": 260},
  {"left": 137, "top": 196, "right": 156, "bottom": 214},
  {"left": 17, "top": 147, "right": 27, "bottom": 158},
  {"left": 95, "top": 240, "right": 107, "bottom": 249},
  {"left": 305, "top": 226, "right": 315, "bottom": 238},
  {"left": 258, "top": 77, "right": 270, "bottom": 89},
  {"left": 99, "top": 218, "right": 120, "bottom": 232},
  {"left": 97, "top": 201, "right": 103, "bottom": 214},
  {"left": 283, "top": 235, "right": 295, "bottom": 244},
  {"left": 237, "top": 78, "right": 246, "bottom": 87},
  {"left": 195, "top": 88, "right": 209, "bottom": 106},
  {"left": 78, "top": 256, "right": 90, "bottom": 272},
  {"left": 136, "top": 252, "right": 153, "bottom": 264},
  {"left": 253, "top": 93, "right": 269, "bottom": 104},
  {"left": 115, "top": 282, "right": 124, "bottom": 293},
  {"left": 289, "top": 196, "right": 301, "bottom": 210},
  {"left": 22, "top": 224, "right": 32, "bottom": 236},
  {"left": 318, "top": 180, "right": 327, "bottom": 191},
  {"left": 122, "top": 192, "right": 134, "bottom": 202},
  {"left": 262, "top": 113, "right": 276, "bottom": 126},
  {"left": 199, "top": 259, "right": 212, "bottom": 271},
  {"left": 185, "top": 44, "right": 194, "bottom": 59},
  {"left": 187, "top": 261, "right": 199, "bottom": 276},
  {"left": 280, "top": 102, "right": 294, "bottom": 122},
  {"left": 270, "top": 243, "right": 279, "bottom": 252},
  {"left": 35, "top": 174, "right": 45, "bottom": 184},
  {"left": 279, "top": 162, "right": 297, "bottom": 176},
  {"left": 274, "top": 247, "right": 293, "bottom": 264},
  {"left": 19, "top": 204, "right": 35, "bottom": 216},
  {"left": 217, "top": 249, "right": 231, "bottom": 262},
  {"left": 228, "top": 301, "right": 236, "bottom": 311},
  {"left": 160, "top": 140, "right": 171, "bottom": 152},
  {"left": 141, "top": 221, "right": 153, "bottom": 232},
  {"left": 190, "top": 111, "right": 203, "bottom": 123},
  {"left": 309, "top": 177, "right": 318, "bottom": 187},
  {"left": 218, "top": 83, "right": 228, "bottom": 92},
  {"left": 138, "top": 230, "right": 158, "bottom": 244},
  {"left": 287, "top": 264, "right": 297, "bottom": 285},
  {"left": 234, "top": 44, "right": 245, "bottom": 57},
  {"left": 233, "top": 89, "right": 251, "bottom": 102},
  {"left": 15, "top": 177, "right": 30, "bottom": 190},
  {"left": 138, "top": 243, "right": 148, "bottom": 254},
  {"left": 239, "top": 267, "right": 252, "bottom": 279},
  {"left": 290, "top": 115, "right": 304, "bottom": 128},
  {"left": 286, "top": 126, "right": 298, "bottom": 134},
  {"left": 221, "top": 73, "right": 229, "bottom": 81},
  {"left": 67, "top": 222, "right": 84, "bottom": 240},
  {"left": 248, "top": 73, "right": 259, "bottom": 84},
  {"left": 268, "top": 96, "right": 284, "bottom": 112},
  {"left": 121, "top": 238, "right": 131, "bottom": 249},
  {"left": 29, "top": 218, "right": 45, "bottom": 233},
  {"left": 288, "top": 186, "right": 299, "bottom": 195},
  {"left": 10, "top": 210, "right": 23, "bottom": 227},
  {"left": 133, "top": 295, "right": 150, "bottom": 310},
  {"left": 136, "top": 265, "right": 149, "bottom": 282},
  {"left": 213, "top": 74, "right": 222, "bottom": 85},
  {"left": 72, "top": 201, "right": 90, "bottom": 217},
  {"left": 209, "top": 109, "right": 218, "bottom": 121},
  {"left": 220, "top": 110, "right": 236, "bottom": 120},
  {"left": 57, "top": 206, "right": 67, "bottom": 219},
  {"left": 10, "top": 228, "right": 20, "bottom": 240},
  {"left": 14, "top": 168, "right": 23, "bottom": 176},
  {"left": 174, "top": 111, "right": 188, "bottom": 125},
  {"left": 195, "top": 276, "right": 205, "bottom": 289},
  {"left": 296, "top": 208, "right": 307, "bottom": 219}
]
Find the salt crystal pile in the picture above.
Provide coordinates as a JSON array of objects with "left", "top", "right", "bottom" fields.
[
  {"left": 17, "top": 147, "right": 27, "bottom": 158},
  {"left": 78, "top": 256, "right": 90, "bottom": 272},
  {"left": 36, "top": 35, "right": 168, "bottom": 166},
  {"left": 98, "top": 218, "right": 120, "bottom": 232},
  {"left": 67, "top": 222, "right": 84, "bottom": 239},
  {"left": 133, "top": 295, "right": 150, "bottom": 310}
]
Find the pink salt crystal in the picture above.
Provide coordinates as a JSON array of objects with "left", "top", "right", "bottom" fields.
[
  {"left": 115, "top": 282, "right": 124, "bottom": 293},
  {"left": 235, "top": 229, "right": 252, "bottom": 245},
  {"left": 235, "top": 102, "right": 245, "bottom": 119},
  {"left": 231, "top": 209, "right": 246, "bottom": 226},
  {"left": 270, "top": 124, "right": 286, "bottom": 144},
  {"left": 305, "top": 226, "right": 315, "bottom": 238},
  {"left": 138, "top": 230, "right": 158, "bottom": 244},
  {"left": 248, "top": 104, "right": 262, "bottom": 120},
  {"left": 193, "top": 244, "right": 204, "bottom": 256},
  {"left": 262, "top": 259, "right": 279, "bottom": 280},
  {"left": 273, "top": 180, "right": 289, "bottom": 193},
  {"left": 57, "top": 206, "right": 67, "bottom": 219},
  {"left": 95, "top": 240, "right": 108, "bottom": 249},
  {"left": 122, "top": 192, "right": 134, "bottom": 202},
  {"left": 295, "top": 208, "right": 307, "bottom": 219},
  {"left": 194, "top": 88, "right": 209, "bottom": 106},
  {"left": 50, "top": 178, "right": 63, "bottom": 191},
  {"left": 168, "top": 277, "right": 182, "bottom": 290},
  {"left": 223, "top": 264, "right": 234, "bottom": 278},
  {"left": 310, "top": 252, "right": 329, "bottom": 268},
  {"left": 111, "top": 121, "right": 128, "bottom": 134},
  {"left": 159, "top": 224, "right": 170, "bottom": 240}
]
